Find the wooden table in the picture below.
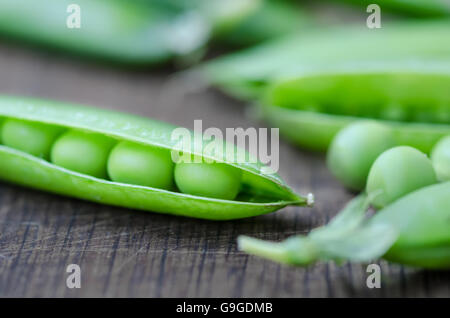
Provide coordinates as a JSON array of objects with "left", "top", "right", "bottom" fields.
[{"left": 0, "top": 44, "right": 448, "bottom": 297}]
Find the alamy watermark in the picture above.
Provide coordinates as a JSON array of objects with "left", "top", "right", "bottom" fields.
[
  {"left": 66, "top": 264, "right": 81, "bottom": 289},
  {"left": 170, "top": 120, "right": 280, "bottom": 174},
  {"left": 366, "top": 264, "right": 381, "bottom": 288},
  {"left": 366, "top": 4, "right": 381, "bottom": 29},
  {"left": 66, "top": 3, "right": 382, "bottom": 30},
  {"left": 66, "top": 4, "right": 81, "bottom": 29}
]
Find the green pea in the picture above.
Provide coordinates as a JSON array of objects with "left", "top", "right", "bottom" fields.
[
  {"left": 431, "top": 135, "right": 450, "bottom": 182},
  {"left": 366, "top": 146, "right": 437, "bottom": 208},
  {"left": 107, "top": 141, "right": 174, "bottom": 190},
  {"left": 327, "top": 121, "right": 396, "bottom": 191},
  {"left": 1, "top": 119, "right": 63, "bottom": 160},
  {"left": 51, "top": 130, "right": 115, "bottom": 179},
  {"left": 174, "top": 160, "right": 242, "bottom": 200}
]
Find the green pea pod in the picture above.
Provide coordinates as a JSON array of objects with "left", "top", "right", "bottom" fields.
[
  {"left": 203, "top": 21, "right": 450, "bottom": 99},
  {"left": 369, "top": 182, "right": 450, "bottom": 268},
  {"left": 0, "top": 0, "right": 211, "bottom": 64},
  {"left": 261, "top": 62, "right": 450, "bottom": 153},
  {"left": 0, "top": 96, "right": 311, "bottom": 220},
  {"left": 239, "top": 182, "right": 450, "bottom": 269}
]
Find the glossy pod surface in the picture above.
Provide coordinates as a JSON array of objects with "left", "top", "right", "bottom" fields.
[
  {"left": 369, "top": 182, "right": 450, "bottom": 268},
  {"left": 262, "top": 63, "right": 450, "bottom": 153},
  {"left": 0, "top": 96, "right": 309, "bottom": 220}
]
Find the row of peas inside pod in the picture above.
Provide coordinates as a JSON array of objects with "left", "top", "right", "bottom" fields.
[
  {"left": 0, "top": 119, "right": 242, "bottom": 200},
  {"left": 238, "top": 121, "right": 450, "bottom": 269},
  {"left": 0, "top": 97, "right": 310, "bottom": 220}
]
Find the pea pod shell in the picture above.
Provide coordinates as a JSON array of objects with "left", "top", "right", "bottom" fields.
[
  {"left": 204, "top": 21, "right": 450, "bottom": 99},
  {"left": 369, "top": 182, "right": 450, "bottom": 268},
  {"left": 261, "top": 63, "right": 450, "bottom": 153},
  {"left": 0, "top": 0, "right": 210, "bottom": 64},
  {"left": 0, "top": 96, "right": 309, "bottom": 220}
]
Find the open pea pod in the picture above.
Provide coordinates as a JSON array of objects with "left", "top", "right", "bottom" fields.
[
  {"left": 203, "top": 21, "right": 450, "bottom": 99},
  {"left": 261, "top": 62, "right": 450, "bottom": 153},
  {"left": 0, "top": 96, "right": 310, "bottom": 220}
]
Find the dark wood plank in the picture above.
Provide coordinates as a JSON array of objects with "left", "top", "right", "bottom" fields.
[{"left": 0, "top": 44, "right": 449, "bottom": 297}]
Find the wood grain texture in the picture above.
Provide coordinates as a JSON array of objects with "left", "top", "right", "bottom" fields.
[{"left": 0, "top": 44, "right": 449, "bottom": 298}]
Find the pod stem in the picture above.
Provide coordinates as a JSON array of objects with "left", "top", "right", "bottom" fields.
[
  {"left": 238, "top": 194, "right": 399, "bottom": 266},
  {"left": 238, "top": 235, "right": 318, "bottom": 266}
]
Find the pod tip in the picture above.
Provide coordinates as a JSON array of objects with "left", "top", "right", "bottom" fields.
[{"left": 307, "top": 193, "right": 315, "bottom": 206}]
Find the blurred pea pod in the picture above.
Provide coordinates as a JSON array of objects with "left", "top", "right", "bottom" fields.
[
  {"left": 203, "top": 21, "right": 450, "bottom": 99},
  {"left": 338, "top": 0, "right": 450, "bottom": 17},
  {"left": 137, "top": 0, "right": 309, "bottom": 46},
  {"left": 239, "top": 182, "right": 450, "bottom": 269},
  {"left": 260, "top": 61, "right": 450, "bottom": 153},
  {"left": 213, "top": 0, "right": 310, "bottom": 47},
  {"left": 0, "top": 0, "right": 261, "bottom": 65},
  {"left": 137, "top": 0, "right": 262, "bottom": 36},
  {"left": 0, "top": 0, "right": 203, "bottom": 64}
]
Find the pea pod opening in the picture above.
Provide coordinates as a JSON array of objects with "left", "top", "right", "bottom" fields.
[
  {"left": 0, "top": 96, "right": 311, "bottom": 220},
  {"left": 261, "top": 62, "right": 450, "bottom": 153}
]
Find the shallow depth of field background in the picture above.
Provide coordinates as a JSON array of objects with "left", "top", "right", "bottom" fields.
[{"left": 0, "top": 0, "right": 448, "bottom": 297}]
